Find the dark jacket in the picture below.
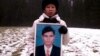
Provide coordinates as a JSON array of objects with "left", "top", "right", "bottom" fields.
[{"left": 35, "top": 45, "right": 60, "bottom": 56}]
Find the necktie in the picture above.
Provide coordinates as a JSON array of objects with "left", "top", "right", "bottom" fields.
[{"left": 46, "top": 49, "right": 50, "bottom": 56}]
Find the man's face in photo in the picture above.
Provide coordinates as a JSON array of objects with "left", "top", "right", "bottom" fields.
[{"left": 42, "top": 31, "right": 55, "bottom": 47}]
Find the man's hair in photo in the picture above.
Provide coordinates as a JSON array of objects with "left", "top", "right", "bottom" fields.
[{"left": 42, "top": 26, "right": 55, "bottom": 35}]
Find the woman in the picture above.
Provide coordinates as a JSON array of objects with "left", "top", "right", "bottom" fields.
[{"left": 21, "top": 0, "right": 69, "bottom": 56}]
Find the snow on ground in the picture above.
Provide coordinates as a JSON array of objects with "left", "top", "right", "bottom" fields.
[
  {"left": 0, "top": 27, "right": 100, "bottom": 56},
  {"left": 62, "top": 28, "right": 100, "bottom": 56}
]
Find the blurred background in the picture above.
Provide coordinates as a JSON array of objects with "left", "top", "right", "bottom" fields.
[{"left": 0, "top": 0, "right": 100, "bottom": 28}]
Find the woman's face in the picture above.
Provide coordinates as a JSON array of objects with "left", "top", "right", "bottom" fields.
[{"left": 44, "top": 4, "right": 57, "bottom": 17}]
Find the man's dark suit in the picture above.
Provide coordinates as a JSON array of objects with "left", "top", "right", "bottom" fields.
[{"left": 35, "top": 45, "right": 60, "bottom": 56}]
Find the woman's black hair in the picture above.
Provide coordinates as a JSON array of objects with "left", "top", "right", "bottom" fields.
[{"left": 42, "top": 0, "right": 59, "bottom": 11}]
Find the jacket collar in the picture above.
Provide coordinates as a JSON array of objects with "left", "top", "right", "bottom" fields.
[{"left": 38, "top": 13, "right": 61, "bottom": 22}]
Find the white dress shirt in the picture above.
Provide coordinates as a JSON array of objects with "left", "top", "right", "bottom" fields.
[{"left": 44, "top": 45, "right": 53, "bottom": 55}]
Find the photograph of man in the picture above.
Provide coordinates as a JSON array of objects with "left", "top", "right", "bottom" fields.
[{"left": 35, "top": 26, "right": 60, "bottom": 56}]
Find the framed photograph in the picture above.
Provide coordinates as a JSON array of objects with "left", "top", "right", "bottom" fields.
[{"left": 34, "top": 23, "right": 62, "bottom": 56}]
